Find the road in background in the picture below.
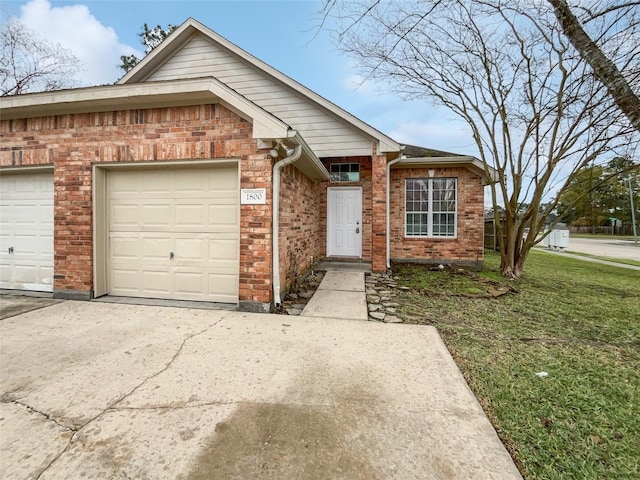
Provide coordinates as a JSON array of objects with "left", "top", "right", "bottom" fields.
[{"left": 557, "top": 237, "right": 640, "bottom": 262}]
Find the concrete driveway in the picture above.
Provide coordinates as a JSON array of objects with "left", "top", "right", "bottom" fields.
[{"left": 0, "top": 300, "right": 521, "bottom": 480}]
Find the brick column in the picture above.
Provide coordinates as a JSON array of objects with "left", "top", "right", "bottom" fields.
[
  {"left": 238, "top": 152, "right": 273, "bottom": 311},
  {"left": 371, "top": 145, "right": 388, "bottom": 272},
  {"left": 53, "top": 149, "right": 95, "bottom": 299}
]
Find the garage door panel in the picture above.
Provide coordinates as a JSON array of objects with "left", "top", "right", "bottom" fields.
[
  {"left": 12, "top": 234, "right": 43, "bottom": 255},
  {"left": 14, "top": 205, "right": 39, "bottom": 224},
  {"left": 175, "top": 204, "right": 205, "bottom": 227},
  {"left": 209, "top": 239, "right": 238, "bottom": 261},
  {"left": 142, "top": 204, "right": 173, "bottom": 227},
  {"left": 209, "top": 274, "right": 238, "bottom": 297},
  {"left": 110, "top": 236, "right": 140, "bottom": 260},
  {"left": 107, "top": 166, "right": 239, "bottom": 302},
  {"left": 207, "top": 167, "right": 237, "bottom": 188},
  {"left": 174, "top": 170, "right": 209, "bottom": 192},
  {"left": 0, "top": 172, "right": 54, "bottom": 292},
  {"left": 110, "top": 269, "right": 141, "bottom": 294},
  {"left": 141, "top": 237, "right": 173, "bottom": 262},
  {"left": 174, "top": 272, "right": 205, "bottom": 295},
  {"left": 175, "top": 238, "right": 205, "bottom": 261},
  {"left": 142, "top": 270, "right": 172, "bottom": 295},
  {"left": 110, "top": 204, "right": 139, "bottom": 229},
  {"left": 208, "top": 204, "right": 238, "bottom": 227}
]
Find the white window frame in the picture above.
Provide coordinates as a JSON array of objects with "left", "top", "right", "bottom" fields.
[
  {"left": 329, "top": 162, "right": 360, "bottom": 182},
  {"left": 405, "top": 178, "right": 457, "bottom": 238}
]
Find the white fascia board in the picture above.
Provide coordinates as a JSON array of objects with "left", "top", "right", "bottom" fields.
[
  {"left": 205, "top": 78, "right": 291, "bottom": 139},
  {"left": 119, "top": 18, "right": 400, "bottom": 154},
  {"left": 290, "top": 132, "right": 330, "bottom": 180},
  {"left": 0, "top": 77, "right": 291, "bottom": 140},
  {"left": 0, "top": 78, "right": 214, "bottom": 118}
]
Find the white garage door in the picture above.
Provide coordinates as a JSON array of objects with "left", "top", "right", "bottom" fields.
[
  {"left": 0, "top": 172, "right": 54, "bottom": 292},
  {"left": 108, "top": 166, "right": 239, "bottom": 303}
]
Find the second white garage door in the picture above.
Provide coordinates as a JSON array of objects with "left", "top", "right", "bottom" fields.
[
  {"left": 0, "top": 172, "right": 54, "bottom": 292},
  {"left": 108, "top": 166, "right": 239, "bottom": 303}
]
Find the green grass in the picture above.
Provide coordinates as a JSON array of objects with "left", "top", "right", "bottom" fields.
[
  {"left": 563, "top": 250, "right": 640, "bottom": 268},
  {"left": 392, "top": 252, "right": 640, "bottom": 480}
]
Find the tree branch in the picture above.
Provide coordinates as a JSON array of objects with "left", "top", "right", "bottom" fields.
[{"left": 547, "top": 0, "right": 640, "bottom": 131}]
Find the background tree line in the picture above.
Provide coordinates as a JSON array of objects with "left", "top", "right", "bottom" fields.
[{"left": 556, "top": 156, "right": 639, "bottom": 229}]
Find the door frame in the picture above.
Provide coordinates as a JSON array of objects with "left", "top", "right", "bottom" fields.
[{"left": 326, "top": 186, "right": 362, "bottom": 257}]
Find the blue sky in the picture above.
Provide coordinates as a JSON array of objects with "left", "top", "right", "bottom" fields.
[{"left": 2, "top": 0, "right": 476, "bottom": 155}]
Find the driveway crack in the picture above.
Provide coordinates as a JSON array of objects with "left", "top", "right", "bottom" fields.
[
  {"left": 0, "top": 395, "right": 77, "bottom": 432},
  {"left": 32, "top": 312, "right": 230, "bottom": 479},
  {"left": 103, "top": 313, "right": 230, "bottom": 412}
]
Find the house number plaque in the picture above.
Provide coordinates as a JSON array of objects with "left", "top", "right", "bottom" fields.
[{"left": 240, "top": 188, "right": 267, "bottom": 205}]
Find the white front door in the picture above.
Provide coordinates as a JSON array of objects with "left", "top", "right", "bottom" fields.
[{"left": 327, "top": 187, "right": 362, "bottom": 257}]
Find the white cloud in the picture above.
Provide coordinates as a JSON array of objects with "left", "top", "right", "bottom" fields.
[
  {"left": 342, "top": 73, "right": 378, "bottom": 95},
  {"left": 17, "top": 0, "right": 142, "bottom": 86}
]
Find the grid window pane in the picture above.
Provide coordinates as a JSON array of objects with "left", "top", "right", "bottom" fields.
[
  {"left": 405, "top": 178, "right": 456, "bottom": 237},
  {"left": 330, "top": 163, "right": 360, "bottom": 182}
]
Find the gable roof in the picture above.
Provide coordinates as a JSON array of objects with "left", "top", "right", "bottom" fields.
[
  {"left": 118, "top": 18, "right": 400, "bottom": 157},
  {"left": 401, "top": 144, "right": 462, "bottom": 158}
]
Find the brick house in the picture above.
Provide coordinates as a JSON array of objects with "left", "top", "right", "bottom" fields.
[{"left": 0, "top": 18, "right": 492, "bottom": 312}]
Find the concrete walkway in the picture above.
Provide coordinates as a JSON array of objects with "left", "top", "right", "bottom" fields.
[
  {"left": 0, "top": 294, "right": 522, "bottom": 479},
  {"left": 302, "top": 270, "right": 369, "bottom": 320}
]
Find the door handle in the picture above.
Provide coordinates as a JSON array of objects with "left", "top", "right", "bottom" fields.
[
  {"left": 170, "top": 251, "right": 174, "bottom": 260},
  {"left": 356, "top": 227, "right": 360, "bottom": 234}
]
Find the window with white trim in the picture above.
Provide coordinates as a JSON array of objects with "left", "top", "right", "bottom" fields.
[
  {"left": 405, "top": 178, "right": 457, "bottom": 237},
  {"left": 330, "top": 163, "right": 360, "bottom": 182}
]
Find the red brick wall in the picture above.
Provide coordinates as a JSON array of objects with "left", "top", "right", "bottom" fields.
[
  {"left": 319, "top": 156, "right": 372, "bottom": 261},
  {"left": 371, "top": 147, "right": 388, "bottom": 272},
  {"left": 0, "top": 104, "right": 274, "bottom": 304},
  {"left": 389, "top": 167, "right": 485, "bottom": 266},
  {"left": 278, "top": 163, "right": 322, "bottom": 295},
  {"left": 240, "top": 152, "right": 273, "bottom": 306}
]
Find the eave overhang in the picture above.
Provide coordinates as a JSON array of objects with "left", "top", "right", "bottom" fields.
[
  {"left": 0, "top": 77, "right": 291, "bottom": 139},
  {"left": 288, "top": 132, "right": 330, "bottom": 181},
  {"left": 393, "top": 156, "right": 497, "bottom": 185}
]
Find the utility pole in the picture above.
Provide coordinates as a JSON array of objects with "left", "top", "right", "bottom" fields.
[{"left": 629, "top": 176, "right": 638, "bottom": 246}]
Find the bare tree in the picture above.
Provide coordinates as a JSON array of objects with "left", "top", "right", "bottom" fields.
[
  {"left": 0, "top": 19, "right": 79, "bottom": 96},
  {"left": 321, "top": 0, "right": 638, "bottom": 278}
]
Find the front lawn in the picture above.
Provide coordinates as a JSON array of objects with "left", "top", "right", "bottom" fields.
[{"left": 392, "top": 251, "right": 639, "bottom": 480}]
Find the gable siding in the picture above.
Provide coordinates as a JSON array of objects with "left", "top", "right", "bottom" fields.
[{"left": 146, "top": 34, "right": 374, "bottom": 157}]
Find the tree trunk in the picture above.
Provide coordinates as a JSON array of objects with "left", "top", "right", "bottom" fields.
[
  {"left": 547, "top": 0, "right": 640, "bottom": 132},
  {"left": 500, "top": 246, "right": 529, "bottom": 279}
]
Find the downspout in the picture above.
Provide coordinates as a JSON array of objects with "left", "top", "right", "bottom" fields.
[
  {"left": 386, "top": 157, "right": 402, "bottom": 269},
  {"left": 272, "top": 144, "right": 302, "bottom": 307}
]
